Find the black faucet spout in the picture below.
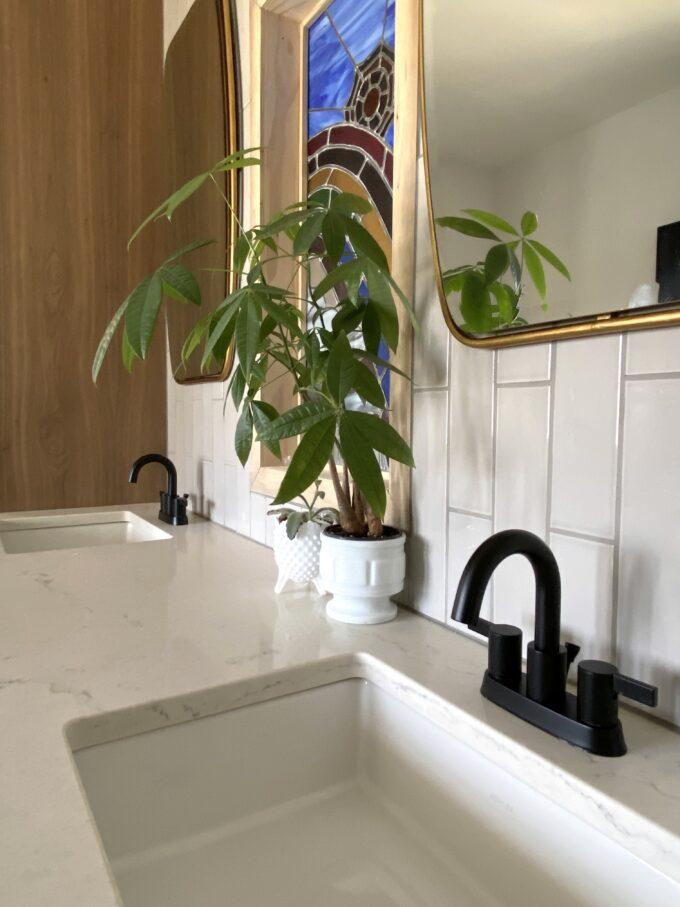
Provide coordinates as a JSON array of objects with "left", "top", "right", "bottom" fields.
[
  {"left": 129, "top": 453, "right": 178, "bottom": 498},
  {"left": 128, "top": 453, "right": 187, "bottom": 526},
  {"left": 452, "top": 529, "right": 561, "bottom": 654}
]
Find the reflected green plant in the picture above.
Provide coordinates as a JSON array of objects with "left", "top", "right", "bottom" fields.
[{"left": 436, "top": 209, "right": 571, "bottom": 333}]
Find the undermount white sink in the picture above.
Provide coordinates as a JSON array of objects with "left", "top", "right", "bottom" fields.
[
  {"left": 0, "top": 510, "right": 171, "bottom": 554},
  {"left": 71, "top": 677, "right": 678, "bottom": 907}
]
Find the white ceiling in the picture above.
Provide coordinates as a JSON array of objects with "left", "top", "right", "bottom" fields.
[{"left": 424, "top": 0, "right": 680, "bottom": 168}]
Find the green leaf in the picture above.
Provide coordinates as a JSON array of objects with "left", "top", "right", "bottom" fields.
[
  {"left": 341, "top": 410, "right": 414, "bottom": 466},
  {"left": 159, "top": 263, "right": 201, "bottom": 306},
  {"left": 257, "top": 401, "right": 336, "bottom": 443},
  {"left": 442, "top": 270, "right": 467, "bottom": 295},
  {"left": 326, "top": 331, "right": 356, "bottom": 403},
  {"left": 286, "top": 511, "right": 305, "bottom": 539},
  {"left": 527, "top": 239, "right": 571, "bottom": 281},
  {"left": 521, "top": 211, "right": 538, "bottom": 236},
  {"left": 312, "top": 260, "right": 363, "bottom": 302},
  {"left": 386, "top": 272, "right": 418, "bottom": 331},
  {"left": 260, "top": 297, "right": 303, "bottom": 333},
  {"left": 338, "top": 414, "right": 386, "bottom": 518},
  {"left": 202, "top": 297, "right": 240, "bottom": 369},
  {"left": 462, "top": 209, "right": 519, "bottom": 236},
  {"left": 365, "top": 263, "right": 398, "bottom": 352},
  {"left": 258, "top": 207, "right": 321, "bottom": 240},
  {"left": 346, "top": 218, "right": 389, "bottom": 272},
  {"left": 293, "top": 210, "right": 325, "bottom": 256},
  {"left": 490, "top": 283, "right": 519, "bottom": 325},
  {"left": 235, "top": 405, "right": 254, "bottom": 467},
  {"left": 362, "top": 301, "right": 382, "bottom": 355},
  {"left": 121, "top": 327, "right": 137, "bottom": 374},
  {"left": 231, "top": 365, "right": 246, "bottom": 408},
  {"left": 331, "top": 303, "right": 364, "bottom": 338},
  {"left": 125, "top": 273, "right": 163, "bottom": 358},
  {"left": 235, "top": 296, "right": 261, "bottom": 378},
  {"left": 273, "top": 417, "right": 337, "bottom": 505},
  {"left": 352, "top": 361, "right": 385, "bottom": 408},
  {"left": 330, "top": 192, "right": 372, "bottom": 216},
  {"left": 92, "top": 297, "right": 128, "bottom": 383},
  {"left": 128, "top": 173, "right": 208, "bottom": 248},
  {"left": 523, "top": 241, "right": 546, "bottom": 298},
  {"left": 484, "top": 245, "right": 509, "bottom": 285},
  {"left": 162, "top": 239, "right": 215, "bottom": 264},
  {"left": 460, "top": 272, "right": 495, "bottom": 333},
  {"left": 356, "top": 350, "right": 411, "bottom": 380},
  {"left": 181, "top": 311, "right": 212, "bottom": 366},
  {"left": 322, "top": 211, "right": 346, "bottom": 264},
  {"left": 435, "top": 216, "right": 499, "bottom": 241},
  {"left": 252, "top": 400, "right": 281, "bottom": 459}
]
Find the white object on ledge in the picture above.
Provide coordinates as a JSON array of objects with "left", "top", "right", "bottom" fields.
[
  {"left": 273, "top": 519, "right": 325, "bottom": 595},
  {"left": 320, "top": 530, "right": 405, "bottom": 624}
]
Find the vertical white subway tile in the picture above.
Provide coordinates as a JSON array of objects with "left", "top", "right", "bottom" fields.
[
  {"left": 212, "top": 460, "right": 226, "bottom": 526},
  {"left": 224, "top": 464, "right": 251, "bottom": 537},
  {"left": 550, "top": 532, "right": 614, "bottom": 660},
  {"left": 447, "top": 511, "right": 493, "bottom": 626},
  {"left": 618, "top": 378, "right": 680, "bottom": 724},
  {"left": 551, "top": 336, "right": 621, "bottom": 539},
  {"left": 249, "top": 493, "right": 268, "bottom": 544},
  {"left": 448, "top": 341, "right": 494, "bottom": 515},
  {"left": 497, "top": 344, "right": 551, "bottom": 384},
  {"left": 409, "top": 391, "right": 448, "bottom": 621},
  {"left": 413, "top": 157, "right": 449, "bottom": 389},
  {"left": 212, "top": 400, "right": 226, "bottom": 469},
  {"left": 264, "top": 498, "right": 276, "bottom": 549},
  {"left": 493, "top": 384, "right": 550, "bottom": 634},
  {"left": 626, "top": 326, "right": 680, "bottom": 375},
  {"left": 223, "top": 397, "right": 239, "bottom": 467}
]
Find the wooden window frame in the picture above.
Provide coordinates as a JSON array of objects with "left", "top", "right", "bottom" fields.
[{"left": 249, "top": 0, "right": 418, "bottom": 529}]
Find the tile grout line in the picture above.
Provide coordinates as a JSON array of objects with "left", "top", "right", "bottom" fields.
[
  {"left": 610, "top": 333, "right": 628, "bottom": 664},
  {"left": 624, "top": 370, "right": 680, "bottom": 382},
  {"left": 496, "top": 378, "right": 551, "bottom": 389},
  {"left": 550, "top": 526, "right": 615, "bottom": 546},
  {"left": 413, "top": 385, "right": 447, "bottom": 393},
  {"left": 442, "top": 335, "right": 453, "bottom": 625},
  {"left": 448, "top": 505, "right": 493, "bottom": 520},
  {"left": 544, "top": 344, "right": 556, "bottom": 543},
  {"left": 490, "top": 348, "right": 499, "bottom": 622}
]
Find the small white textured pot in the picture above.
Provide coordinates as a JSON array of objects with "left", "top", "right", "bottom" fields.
[
  {"left": 319, "top": 529, "right": 405, "bottom": 624},
  {"left": 273, "top": 520, "right": 325, "bottom": 595}
]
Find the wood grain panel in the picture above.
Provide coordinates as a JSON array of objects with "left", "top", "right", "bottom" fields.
[{"left": 0, "top": 0, "right": 167, "bottom": 512}]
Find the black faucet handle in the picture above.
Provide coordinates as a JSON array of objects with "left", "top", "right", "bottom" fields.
[
  {"left": 577, "top": 660, "right": 658, "bottom": 729},
  {"left": 565, "top": 642, "right": 580, "bottom": 669},
  {"left": 613, "top": 672, "right": 658, "bottom": 708}
]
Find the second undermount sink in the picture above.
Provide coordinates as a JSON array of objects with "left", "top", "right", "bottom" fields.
[
  {"left": 71, "top": 674, "right": 678, "bottom": 907},
  {"left": 0, "top": 510, "right": 171, "bottom": 554}
]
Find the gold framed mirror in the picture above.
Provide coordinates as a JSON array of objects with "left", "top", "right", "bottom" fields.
[
  {"left": 420, "top": 0, "right": 680, "bottom": 348},
  {"left": 164, "top": 0, "right": 240, "bottom": 382}
]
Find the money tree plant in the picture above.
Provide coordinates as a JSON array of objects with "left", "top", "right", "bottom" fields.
[
  {"left": 437, "top": 208, "right": 571, "bottom": 332},
  {"left": 93, "top": 150, "right": 416, "bottom": 539}
]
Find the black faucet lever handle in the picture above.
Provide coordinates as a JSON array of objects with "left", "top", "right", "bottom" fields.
[{"left": 613, "top": 672, "right": 658, "bottom": 708}]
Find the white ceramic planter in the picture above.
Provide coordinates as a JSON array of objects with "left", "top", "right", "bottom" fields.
[
  {"left": 273, "top": 520, "right": 325, "bottom": 595},
  {"left": 319, "top": 529, "right": 405, "bottom": 624}
]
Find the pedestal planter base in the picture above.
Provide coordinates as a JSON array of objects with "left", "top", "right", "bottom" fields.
[{"left": 319, "top": 529, "right": 405, "bottom": 625}]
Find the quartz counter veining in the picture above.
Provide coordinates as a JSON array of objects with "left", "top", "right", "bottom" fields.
[{"left": 1, "top": 504, "right": 679, "bottom": 905}]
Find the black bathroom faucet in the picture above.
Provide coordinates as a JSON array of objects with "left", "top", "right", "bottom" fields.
[
  {"left": 129, "top": 454, "right": 188, "bottom": 526},
  {"left": 452, "top": 530, "right": 657, "bottom": 756}
]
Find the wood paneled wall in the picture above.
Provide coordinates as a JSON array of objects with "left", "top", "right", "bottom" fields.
[{"left": 0, "top": 0, "right": 167, "bottom": 512}]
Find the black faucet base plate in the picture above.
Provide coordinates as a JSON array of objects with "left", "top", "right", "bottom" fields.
[
  {"left": 158, "top": 510, "right": 189, "bottom": 527},
  {"left": 481, "top": 671, "right": 627, "bottom": 757}
]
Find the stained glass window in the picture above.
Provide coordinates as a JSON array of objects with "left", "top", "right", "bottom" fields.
[{"left": 307, "top": 0, "right": 395, "bottom": 416}]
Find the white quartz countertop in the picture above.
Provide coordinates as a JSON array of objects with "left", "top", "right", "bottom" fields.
[{"left": 1, "top": 504, "right": 679, "bottom": 905}]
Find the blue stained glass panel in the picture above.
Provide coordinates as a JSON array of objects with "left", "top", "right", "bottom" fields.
[
  {"left": 308, "top": 109, "right": 345, "bottom": 137},
  {"left": 383, "top": 0, "right": 396, "bottom": 49},
  {"left": 308, "top": 12, "right": 355, "bottom": 110},
  {"left": 327, "top": 0, "right": 388, "bottom": 66},
  {"left": 384, "top": 121, "right": 395, "bottom": 150}
]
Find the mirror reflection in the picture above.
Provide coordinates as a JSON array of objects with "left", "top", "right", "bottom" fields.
[
  {"left": 423, "top": 0, "right": 680, "bottom": 338},
  {"left": 164, "top": 0, "right": 238, "bottom": 381}
]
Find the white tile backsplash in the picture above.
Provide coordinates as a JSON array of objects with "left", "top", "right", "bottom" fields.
[
  {"left": 447, "top": 511, "right": 493, "bottom": 624},
  {"left": 618, "top": 379, "right": 680, "bottom": 724},
  {"left": 550, "top": 336, "right": 621, "bottom": 539},
  {"left": 494, "top": 384, "right": 550, "bottom": 537},
  {"left": 626, "top": 326, "right": 680, "bottom": 375},
  {"left": 497, "top": 344, "right": 552, "bottom": 384},
  {"left": 409, "top": 390, "right": 448, "bottom": 622},
  {"left": 550, "top": 532, "right": 614, "bottom": 661},
  {"left": 449, "top": 341, "right": 494, "bottom": 515}
]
